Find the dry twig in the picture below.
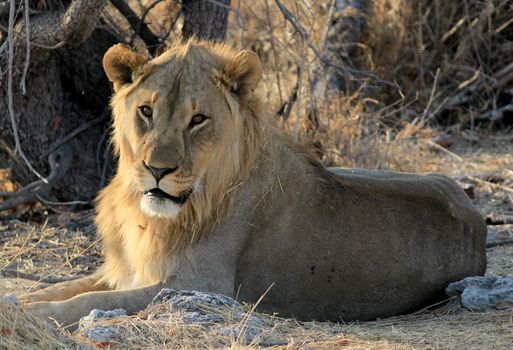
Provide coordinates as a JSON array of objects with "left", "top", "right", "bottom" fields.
[
  {"left": 467, "top": 175, "right": 513, "bottom": 194},
  {"left": 19, "top": 0, "right": 30, "bottom": 95},
  {"left": 129, "top": 0, "right": 165, "bottom": 46},
  {"left": 444, "top": 61, "right": 513, "bottom": 110},
  {"left": 0, "top": 269, "right": 78, "bottom": 284},
  {"left": 294, "top": 66, "right": 303, "bottom": 141},
  {"left": 273, "top": 0, "right": 393, "bottom": 87},
  {"left": 476, "top": 103, "right": 513, "bottom": 123},
  {"left": 275, "top": 79, "right": 298, "bottom": 121}
]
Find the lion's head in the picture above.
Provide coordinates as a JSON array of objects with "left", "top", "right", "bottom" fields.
[{"left": 102, "top": 40, "right": 265, "bottom": 224}]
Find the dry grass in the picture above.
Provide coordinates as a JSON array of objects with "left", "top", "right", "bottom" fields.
[
  {"left": 0, "top": 298, "right": 419, "bottom": 349},
  {"left": 363, "top": 0, "right": 513, "bottom": 117},
  {"left": 224, "top": 0, "right": 513, "bottom": 171},
  {"left": 0, "top": 301, "right": 75, "bottom": 349}
]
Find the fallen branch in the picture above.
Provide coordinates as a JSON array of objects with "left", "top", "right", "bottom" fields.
[
  {"left": 30, "top": 40, "right": 65, "bottom": 50},
  {"left": 467, "top": 175, "right": 513, "bottom": 194},
  {"left": 494, "top": 61, "right": 513, "bottom": 90},
  {"left": 0, "top": 146, "right": 73, "bottom": 212},
  {"left": 425, "top": 139, "right": 463, "bottom": 162},
  {"left": 475, "top": 103, "right": 513, "bottom": 123},
  {"left": 36, "top": 196, "right": 90, "bottom": 207},
  {"left": 0, "top": 269, "right": 78, "bottom": 284}
]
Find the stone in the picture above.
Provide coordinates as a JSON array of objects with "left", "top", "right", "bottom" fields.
[
  {"left": 149, "top": 289, "right": 268, "bottom": 344},
  {"left": 78, "top": 308, "right": 127, "bottom": 343},
  {"left": 486, "top": 225, "right": 513, "bottom": 247},
  {"left": 76, "top": 289, "right": 271, "bottom": 346},
  {"left": 446, "top": 275, "right": 513, "bottom": 311}
]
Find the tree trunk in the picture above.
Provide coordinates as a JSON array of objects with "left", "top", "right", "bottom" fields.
[
  {"left": 0, "top": 0, "right": 118, "bottom": 202},
  {"left": 182, "top": 0, "right": 230, "bottom": 40},
  {"left": 321, "top": 0, "right": 368, "bottom": 91},
  {"left": 307, "top": 0, "right": 368, "bottom": 134}
]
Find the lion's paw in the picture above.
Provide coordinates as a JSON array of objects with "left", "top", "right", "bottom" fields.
[{"left": 24, "top": 301, "right": 66, "bottom": 324}]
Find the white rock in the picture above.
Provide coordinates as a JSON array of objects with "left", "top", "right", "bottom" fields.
[{"left": 446, "top": 275, "right": 513, "bottom": 311}]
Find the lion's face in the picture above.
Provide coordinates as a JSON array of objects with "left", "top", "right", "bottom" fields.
[{"left": 103, "top": 41, "right": 262, "bottom": 219}]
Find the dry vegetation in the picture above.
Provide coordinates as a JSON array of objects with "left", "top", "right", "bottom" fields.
[
  {"left": 244, "top": 0, "right": 513, "bottom": 172},
  {"left": 1, "top": 0, "right": 513, "bottom": 349}
]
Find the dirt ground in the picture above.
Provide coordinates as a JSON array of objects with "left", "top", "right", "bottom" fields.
[{"left": 0, "top": 136, "right": 512, "bottom": 349}]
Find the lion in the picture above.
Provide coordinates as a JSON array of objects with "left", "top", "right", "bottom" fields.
[{"left": 22, "top": 39, "right": 486, "bottom": 327}]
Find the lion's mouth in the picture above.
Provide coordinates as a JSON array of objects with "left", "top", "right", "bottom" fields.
[{"left": 144, "top": 188, "right": 191, "bottom": 205}]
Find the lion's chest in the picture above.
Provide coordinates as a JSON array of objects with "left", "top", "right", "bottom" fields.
[{"left": 118, "top": 224, "right": 178, "bottom": 289}]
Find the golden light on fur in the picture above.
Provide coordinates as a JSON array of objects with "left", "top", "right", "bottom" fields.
[{"left": 96, "top": 38, "right": 267, "bottom": 289}]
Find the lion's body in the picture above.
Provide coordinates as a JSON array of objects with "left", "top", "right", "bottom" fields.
[{"left": 23, "top": 40, "right": 486, "bottom": 326}]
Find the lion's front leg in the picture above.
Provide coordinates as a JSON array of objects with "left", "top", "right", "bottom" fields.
[
  {"left": 20, "top": 272, "right": 108, "bottom": 303},
  {"left": 25, "top": 282, "right": 165, "bottom": 329}
]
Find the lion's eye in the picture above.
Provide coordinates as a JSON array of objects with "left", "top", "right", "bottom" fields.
[
  {"left": 138, "top": 105, "right": 153, "bottom": 119},
  {"left": 189, "top": 114, "right": 207, "bottom": 128}
]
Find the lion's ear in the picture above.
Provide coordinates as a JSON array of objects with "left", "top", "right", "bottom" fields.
[
  {"left": 220, "top": 50, "right": 262, "bottom": 97},
  {"left": 103, "top": 44, "right": 148, "bottom": 91}
]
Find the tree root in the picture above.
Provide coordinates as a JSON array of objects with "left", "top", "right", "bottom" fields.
[{"left": 0, "top": 146, "right": 73, "bottom": 212}]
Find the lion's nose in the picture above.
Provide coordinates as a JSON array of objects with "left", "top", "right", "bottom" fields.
[{"left": 143, "top": 161, "right": 177, "bottom": 182}]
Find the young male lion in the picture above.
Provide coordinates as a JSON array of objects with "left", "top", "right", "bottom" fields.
[{"left": 23, "top": 39, "right": 486, "bottom": 326}]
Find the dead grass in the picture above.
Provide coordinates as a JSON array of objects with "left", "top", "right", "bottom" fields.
[
  {"left": 363, "top": 0, "right": 513, "bottom": 119},
  {"left": 0, "top": 211, "right": 101, "bottom": 298},
  {"left": 226, "top": 0, "right": 513, "bottom": 171},
  {"left": 0, "top": 300, "right": 75, "bottom": 349},
  {"left": 0, "top": 298, "right": 420, "bottom": 349},
  {"left": 343, "top": 305, "right": 513, "bottom": 350}
]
